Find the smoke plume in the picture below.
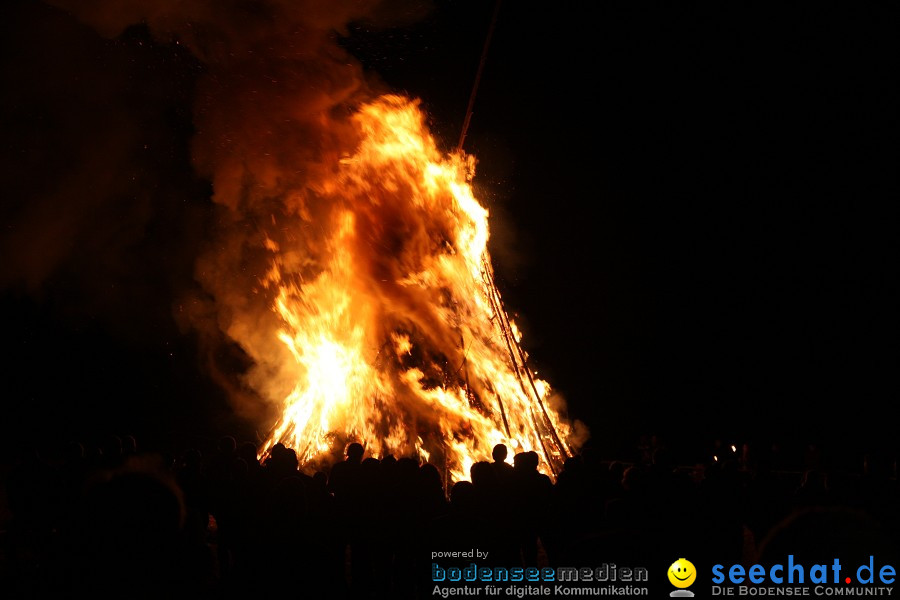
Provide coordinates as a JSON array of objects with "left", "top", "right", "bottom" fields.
[{"left": 10, "top": 0, "right": 431, "bottom": 425}]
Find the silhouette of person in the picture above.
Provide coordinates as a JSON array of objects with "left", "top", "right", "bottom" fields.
[
  {"left": 327, "top": 442, "right": 367, "bottom": 595},
  {"left": 511, "top": 451, "right": 552, "bottom": 567},
  {"left": 490, "top": 443, "right": 515, "bottom": 480}
]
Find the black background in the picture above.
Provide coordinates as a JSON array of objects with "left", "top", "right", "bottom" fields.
[{"left": 1, "top": 1, "right": 897, "bottom": 467}]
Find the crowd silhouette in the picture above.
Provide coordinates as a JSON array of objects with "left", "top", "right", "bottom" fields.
[{"left": 1, "top": 433, "right": 897, "bottom": 599}]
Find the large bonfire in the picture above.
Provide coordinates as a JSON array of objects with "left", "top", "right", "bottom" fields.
[
  {"left": 43, "top": 0, "right": 583, "bottom": 483},
  {"left": 258, "top": 95, "right": 574, "bottom": 481}
]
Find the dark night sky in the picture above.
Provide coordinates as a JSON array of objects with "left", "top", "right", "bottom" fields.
[{"left": 1, "top": 1, "right": 897, "bottom": 465}]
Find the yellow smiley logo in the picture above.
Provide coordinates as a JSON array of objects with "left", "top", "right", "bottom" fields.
[{"left": 668, "top": 558, "right": 696, "bottom": 588}]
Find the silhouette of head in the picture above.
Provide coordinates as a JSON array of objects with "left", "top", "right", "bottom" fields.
[
  {"left": 514, "top": 450, "right": 539, "bottom": 472},
  {"left": 451, "top": 480, "right": 477, "bottom": 512},
  {"left": 621, "top": 463, "right": 654, "bottom": 493},
  {"left": 101, "top": 434, "right": 123, "bottom": 461},
  {"left": 282, "top": 447, "right": 299, "bottom": 471},
  {"left": 346, "top": 442, "right": 364, "bottom": 463},
  {"left": 122, "top": 434, "right": 138, "bottom": 456},
  {"left": 470, "top": 461, "right": 493, "bottom": 488},
  {"left": 418, "top": 462, "right": 444, "bottom": 494},
  {"left": 492, "top": 444, "right": 508, "bottom": 462},
  {"left": 513, "top": 452, "right": 527, "bottom": 470},
  {"left": 563, "top": 455, "right": 582, "bottom": 472},
  {"left": 217, "top": 435, "right": 237, "bottom": 455},
  {"left": 238, "top": 441, "right": 259, "bottom": 466}
]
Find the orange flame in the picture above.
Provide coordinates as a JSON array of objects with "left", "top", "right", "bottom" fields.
[{"left": 261, "top": 95, "right": 575, "bottom": 482}]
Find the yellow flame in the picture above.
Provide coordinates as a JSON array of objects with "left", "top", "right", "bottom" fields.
[{"left": 261, "top": 95, "right": 573, "bottom": 483}]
